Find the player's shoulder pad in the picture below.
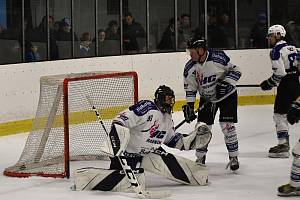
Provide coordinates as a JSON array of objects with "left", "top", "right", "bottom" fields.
[
  {"left": 270, "top": 42, "right": 288, "bottom": 60},
  {"left": 207, "top": 50, "right": 230, "bottom": 65},
  {"left": 183, "top": 59, "right": 197, "bottom": 78},
  {"left": 129, "top": 100, "right": 159, "bottom": 116}
]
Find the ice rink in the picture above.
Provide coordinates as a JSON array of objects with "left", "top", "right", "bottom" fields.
[{"left": 1, "top": 104, "right": 299, "bottom": 200}]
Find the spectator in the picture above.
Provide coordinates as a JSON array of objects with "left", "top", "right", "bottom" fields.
[
  {"left": 32, "top": 16, "right": 59, "bottom": 60},
  {"left": 249, "top": 13, "right": 268, "bottom": 48},
  {"left": 97, "top": 29, "right": 106, "bottom": 43},
  {"left": 207, "top": 15, "right": 224, "bottom": 48},
  {"left": 53, "top": 21, "right": 61, "bottom": 32},
  {"left": 79, "top": 32, "right": 92, "bottom": 57},
  {"left": 105, "top": 20, "right": 120, "bottom": 40},
  {"left": 55, "top": 17, "right": 78, "bottom": 41},
  {"left": 285, "top": 20, "right": 300, "bottom": 47},
  {"left": 178, "top": 14, "right": 193, "bottom": 49},
  {"left": 123, "top": 12, "right": 146, "bottom": 54},
  {"left": 218, "top": 13, "right": 235, "bottom": 49},
  {"left": 25, "top": 41, "right": 41, "bottom": 62},
  {"left": 157, "top": 18, "right": 176, "bottom": 50}
]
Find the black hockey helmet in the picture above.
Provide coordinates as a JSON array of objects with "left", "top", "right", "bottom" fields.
[
  {"left": 187, "top": 37, "right": 207, "bottom": 49},
  {"left": 154, "top": 85, "right": 175, "bottom": 114}
]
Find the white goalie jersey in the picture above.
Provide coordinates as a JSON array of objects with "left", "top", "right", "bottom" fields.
[
  {"left": 184, "top": 50, "right": 241, "bottom": 102},
  {"left": 112, "top": 100, "right": 177, "bottom": 156}
]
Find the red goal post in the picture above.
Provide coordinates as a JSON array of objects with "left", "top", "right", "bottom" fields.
[{"left": 4, "top": 71, "right": 138, "bottom": 178}]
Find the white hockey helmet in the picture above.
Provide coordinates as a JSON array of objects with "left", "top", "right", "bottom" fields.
[{"left": 268, "top": 24, "right": 286, "bottom": 37}]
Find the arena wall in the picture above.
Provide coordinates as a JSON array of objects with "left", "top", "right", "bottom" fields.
[{"left": 0, "top": 49, "right": 276, "bottom": 136}]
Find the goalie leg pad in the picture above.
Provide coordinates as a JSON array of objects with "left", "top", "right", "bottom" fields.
[
  {"left": 141, "top": 148, "right": 208, "bottom": 185},
  {"left": 72, "top": 167, "right": 145, "bottom": 192}
]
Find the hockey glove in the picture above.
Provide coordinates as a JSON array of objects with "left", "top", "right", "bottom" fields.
[
  {"left": 216, "top": 80, "right": 234, "bottom": 100},
  {"left": 287, "top": 101, "right": 300, "bottom": 125},
  {"left": 182, "top": 102, "right": 197, "bottom": 123},
  {"left": 260, "top": 78, "right": 276, "bottom": 91}
]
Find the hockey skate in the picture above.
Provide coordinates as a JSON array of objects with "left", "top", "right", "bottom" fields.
[
  {"left": 226, "top": 156, "right": 239, "bottom": 171},
  {"left": 268, "top": 143, "right": 290, "bottom": 158},
  {"left": 278, "top": 184, "right": 300, "bottom": 196}
]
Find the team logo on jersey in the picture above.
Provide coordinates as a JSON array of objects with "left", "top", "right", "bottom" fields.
[
  {"left": 142, "top": 121, "right": 166, "bottom": 144},
  {"left": 197, "top": 73, "right": 217, "bottom": 85}
]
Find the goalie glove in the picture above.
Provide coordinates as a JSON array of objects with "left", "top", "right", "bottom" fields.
[
  {"left": 182, "top": 102, "right": 197, "bottom": 123},
  {"left": 260, "top": 78, "right": 276, "bottom": 91},
  {"left": 216, "top": 80, "right": 235, "bottom": 100},
  {"left": 287, "top": 101, "right": 300, "bottom": 125}
]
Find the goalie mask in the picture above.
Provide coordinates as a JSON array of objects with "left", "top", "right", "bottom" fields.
[{"left": 154, "top": 85, "right": 175, "bottom": 114}]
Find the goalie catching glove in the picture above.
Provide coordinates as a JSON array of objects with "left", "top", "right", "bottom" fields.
[
  {"left": 182, "top": 102, "right": 197, "bottom": 123},
  {"left": 287, "top": 100, "right": 300, "bottom": 125},
  {"left": 171, "top": 124, "right": 212, "bottom": 151}
]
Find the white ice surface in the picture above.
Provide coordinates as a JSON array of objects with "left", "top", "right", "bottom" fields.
[{"left": 1, "top": 105, "right": 300, "bottom": 200}]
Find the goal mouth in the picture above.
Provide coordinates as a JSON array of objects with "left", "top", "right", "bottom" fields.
[{"left": 4, "top": 71, "right": 138, "bottom": 178}]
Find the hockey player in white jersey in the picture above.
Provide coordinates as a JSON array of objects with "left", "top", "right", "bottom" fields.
[
  {"left": 182, "top": 37, "right": 242, "bottom": 171},
  {"left": 72, "top": 85, "right": 212, "bottom": 193},
  {"left": 260, "top": 24, "right": 300, "bottom": 158},
  {"left": 277, "top": 52, "right": 300, "bottom": 196}
]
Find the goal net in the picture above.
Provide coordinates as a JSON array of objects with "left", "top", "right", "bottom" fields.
[{"left": 4, "top": 71, "right": 138, "bottom": 178}]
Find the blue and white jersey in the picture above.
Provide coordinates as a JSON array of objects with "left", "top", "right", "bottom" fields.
[
  {"left": 269, "top": 40, "right": 298, "bottom": 85},
  {"left": 112, "top": 100, "right": 176, "bottom": 156},
  {"left": 183, "top": 50, "right": 241, "bottom": 102}
]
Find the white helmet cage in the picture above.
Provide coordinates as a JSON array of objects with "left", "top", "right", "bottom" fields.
[{"left": 268, "top": 24, "right": 286, "bottom": 37}]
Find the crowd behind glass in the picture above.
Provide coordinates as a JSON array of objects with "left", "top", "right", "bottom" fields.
[{"left": 0, "top": 0, "right": 299, "bottom": 65}]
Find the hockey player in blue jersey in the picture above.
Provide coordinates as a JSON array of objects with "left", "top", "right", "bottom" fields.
[
  {"left": 182, "top": 37, "right": 242, "bottom": 171},
  {"left": 72, "top": 85, "right": 212, "bottom": 193},
  {"left": 277, "top": 52, "right": 300, "bottom": 196},
  {"left": 260, "top": 24, "right": 300, "bottom": 158}
]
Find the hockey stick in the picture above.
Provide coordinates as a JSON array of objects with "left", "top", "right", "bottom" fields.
[
  {"left": 86, "top": 95, "right": 171, "bottom": 199},
  {"left": 175, "top": 103, "right": 204, "bottom": 131},
  {"left": 236, "top": 84, "right": 260, "bottom": 87},
  {"left": 175, "top": 95, "right": 224, "bottom": 131},
  {"left": 175, "top": 87, "right": 239, "bottom": 131}
]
